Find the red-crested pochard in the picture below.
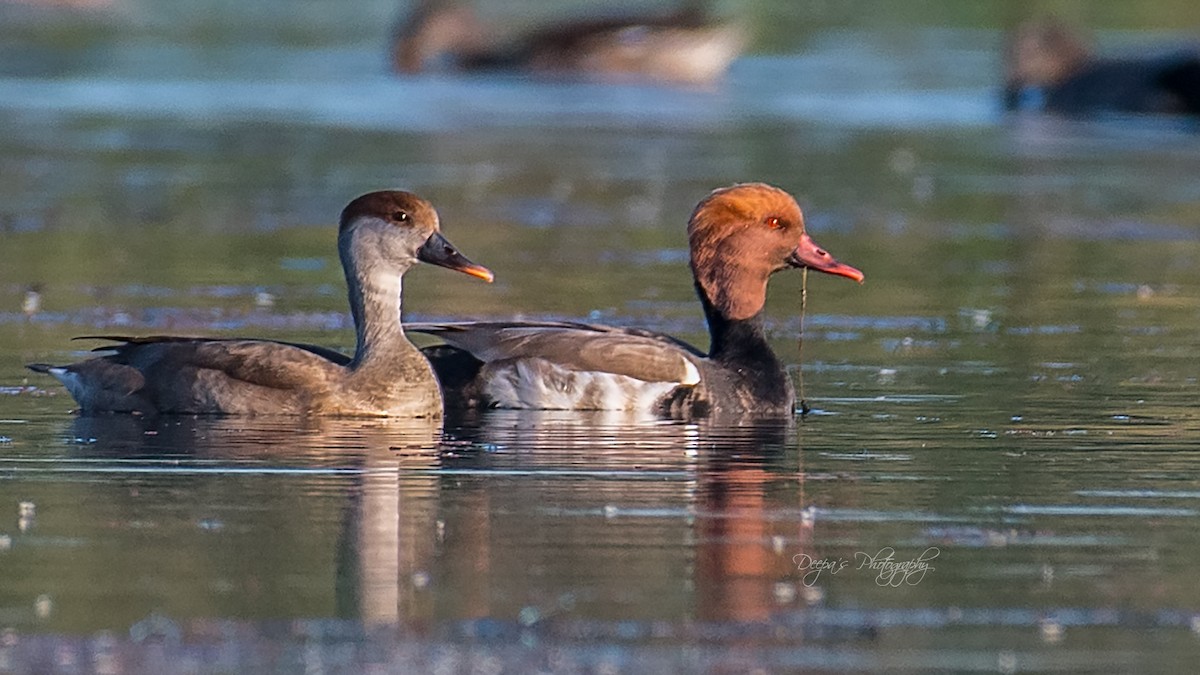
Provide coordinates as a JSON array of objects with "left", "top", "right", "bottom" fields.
[
  {"left": 412, "top": 183, "right": 863, "bottom": 417},
  {"left": 27, "top": 191, "right": 493, "bottom": 417}
]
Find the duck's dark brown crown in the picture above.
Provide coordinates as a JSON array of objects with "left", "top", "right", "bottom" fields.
[{"left": 339, "top": 190, "right": 439, "bottom": 233}]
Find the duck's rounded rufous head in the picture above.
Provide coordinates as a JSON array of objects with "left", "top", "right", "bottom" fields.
[
  {"left": 339, "top": 190, "right": 493, "bottom": 282},
  {"left": 688, "top": 183, "right": 862, "bottom": 320}
]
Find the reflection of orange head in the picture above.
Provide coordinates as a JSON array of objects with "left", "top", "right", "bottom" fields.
[{"left": 694, "top": 464, "right": 778, "bottom": 622}]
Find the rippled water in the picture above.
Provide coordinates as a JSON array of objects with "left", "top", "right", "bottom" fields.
[{"left": 3, "top": 0, "right": 1200, "bottom": 672}]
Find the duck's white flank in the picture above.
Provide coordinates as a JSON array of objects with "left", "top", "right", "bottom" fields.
[{"left": 481, "top": 358, "right": 697, "bottom": 412}]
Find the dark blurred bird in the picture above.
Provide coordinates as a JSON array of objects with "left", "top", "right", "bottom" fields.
[
  {"left": 1003, "top": 18, "right": 1200, "bottom": 116},
  {"left": 391, "top": 0, "right": 745, "bottom": 85}
]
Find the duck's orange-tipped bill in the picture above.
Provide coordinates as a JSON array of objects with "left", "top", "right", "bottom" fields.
[
  {"left": 458, "top": 264, "right": 495, "bottom": 283},
  {"left": 417, "top": 232, "right": 495, "bottom": 283},
  {"left": 787, "top": 232, "right": 864, "bottom": 284}
]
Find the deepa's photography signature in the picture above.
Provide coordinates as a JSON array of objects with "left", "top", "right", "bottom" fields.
[{"left": 793, "top": 547, "right": 941, "bottom": 587}]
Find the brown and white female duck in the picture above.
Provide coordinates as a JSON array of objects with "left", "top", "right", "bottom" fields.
[
  {"left": 391, "top": 0, "right": 745, "bottom": 86},
  {"left": 412, "top": 183, "right": 863, "bottom": 417},
  {"left": 27, "top": 191, "right": 493, "bottom": 417}
]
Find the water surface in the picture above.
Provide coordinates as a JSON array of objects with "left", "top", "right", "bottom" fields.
[{"left": 2, "top": 0, "right": 1200, "bottom": 672}]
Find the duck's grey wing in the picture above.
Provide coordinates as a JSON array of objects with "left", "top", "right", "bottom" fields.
[
  {"left": 42, "top": 336, "right": 348, "bottom": 414},
  {"left": 80, "top": 335, "right": 353, "bottom": 366},
  {"left": 102, "top": 337, "right": 344, "bottom": 389},
  {"left": 408, "top": 321, "right": 702, "bottom": 385}
]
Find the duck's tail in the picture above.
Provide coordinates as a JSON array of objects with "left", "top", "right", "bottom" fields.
[{"left": 26, "top": 363, "right": 57, "bottom": 374}]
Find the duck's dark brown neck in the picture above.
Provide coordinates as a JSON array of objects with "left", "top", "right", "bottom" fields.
[
  {"left": 697, "top": 283, "right": 793, "bottom": 409},
  {"left": 699, "top": 290, "right": 776, "bottom": 364}
]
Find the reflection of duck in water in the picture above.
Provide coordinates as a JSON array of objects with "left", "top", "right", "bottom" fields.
[
  {"left": 1003, "top": 17, "right": 1200, "bottom": 116},
  {"left": 413, "top": 184, "right": 863, "bottom": 417},
  {"left": 391, "top": 0, "right": 745, "bottom": 85},
  {"left": 55, "top": 412, "right": 441, "bottom": 627},
  {"left": 27, "top": 191, "right": 492, "bottom": 417}
]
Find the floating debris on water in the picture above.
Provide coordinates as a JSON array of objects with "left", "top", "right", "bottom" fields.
[
  {"left": 801, "top": 585, "right": 825, "bottom": 605},
  {"left": 254, "top": 291, "right": 275, "bottom": 308},
  {"left": 1039, "top": 617, "right": 1064, "bottom": 643},
  {"left": 22, "top": 287, "right": 42, "bottom": 318},
  {"left": 801, "top": 506, "right": 816, "bottom": 527},
  {"left": 959, "top": 307, "right": 996, "bottom": 332},
  {"left": 518, "top": 606, "right": 540, "bottom": 627},
  {"left": 18, "top": 502, "right": 35, "bottom": 533},
  {"left": 33, "top": 595, "right": 52, "bottom": 621}
]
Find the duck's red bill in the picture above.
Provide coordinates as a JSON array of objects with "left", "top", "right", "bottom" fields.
[
  {"left": 418, "top": 232, "right": 495, "bottom": 283},
  {"left": 787, "top": 232, "right": 864, "bottom": 283}
]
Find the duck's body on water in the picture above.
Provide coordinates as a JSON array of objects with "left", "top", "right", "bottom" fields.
[
  {"left": 27, "top": 191, "right": 493, "bottom": 417},
  {"left": 414, "top": 183, "right": 864, "bottom": 417}
]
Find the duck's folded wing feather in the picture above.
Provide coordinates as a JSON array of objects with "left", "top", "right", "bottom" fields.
[
  {"left": 76, "top": 336, "right": 348, "bottom": 389},
  {"left": 408, "top": 322, "right": 701, "bottom": 385},
  {"left": 78, "top": 335, "right": 353, "bottom": 366}
]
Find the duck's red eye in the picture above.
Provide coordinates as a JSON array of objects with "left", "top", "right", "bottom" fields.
[{"left": 766, "top": 216, "right": 784, "bottom": 230}]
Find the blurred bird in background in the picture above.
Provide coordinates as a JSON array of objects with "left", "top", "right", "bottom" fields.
[
  {"left": 391, "top": 0, "right": 745, "bottom": 85},
  {"left": 1004, "top": 17, "right": 1200, "bottom": 116}
]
